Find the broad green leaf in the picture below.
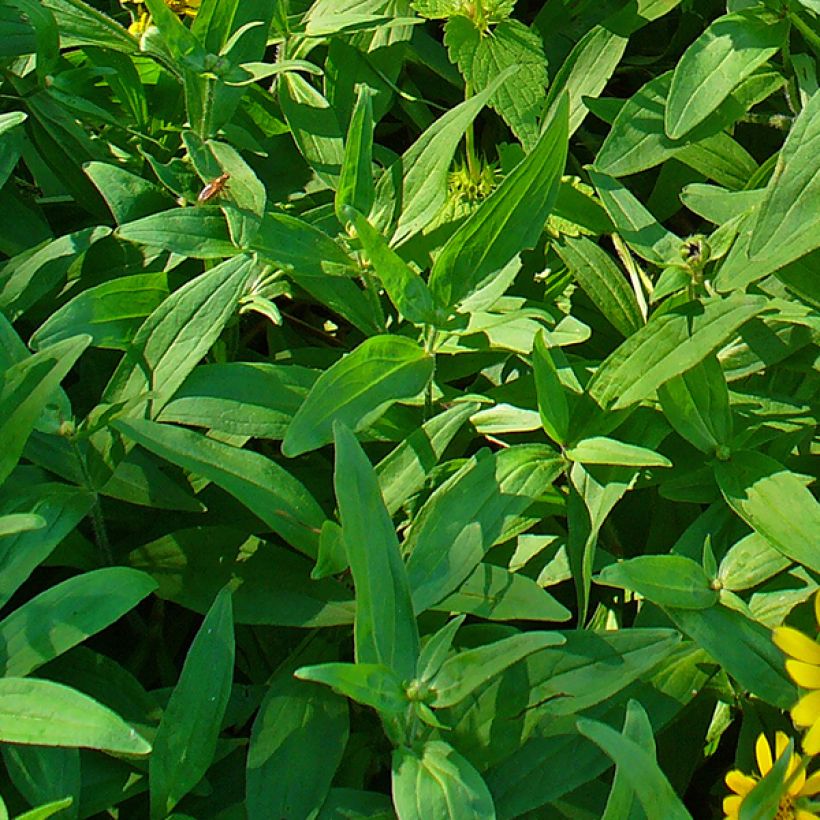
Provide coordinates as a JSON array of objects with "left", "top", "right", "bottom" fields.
[
  {"left": 553, "top": 235, "right": 643, "bottom": 337},
  {"left": 748, "top": 90, "right": 820, "bottom": 268},
  {"left": 15, "top": 797, "right": 74, "bottom": 820},
  {"left": 2, "top": 745, "right": 79, "bottom": 820},
  {"left": 150, "top": 587, "right": 234, "bottom": 819},
  {"left": 445, "top": 16, "right": 548, "bottom": 150},
  {"left": 247, "top": 644, "right": 348, "bottom": 820},
  {"left": 392, "top": 741, "right": 496, "bottom": 820},
  {"left": 295, "top": 662, "right": 406, "bottom": 716},
  {"left": 428, "top": 94, "right": 568, "bottom": 310},
  {"left": 280, "top": 72, "right": 344, "bottom": 187},
  {"left": 588, "top": 170, "right": 680, "bottom": 265},
  {"left": 665, "top": 8, "right": 787, "bottom": 139},
  {"left": 664, "top": 604, "right": 795, "bottom": 708},
  {"left": 335, "top": 85, "right": 375, "bottom": 222},
  {"left": 0, "top": 111, "right": 26, "bottom": 192},
  {"left": 42, "top": 0, "right": 136, "bottom": 52},
  {"left": 565, "top": 437, "right": 671, "bottom": 467},
  {"left": 334, "top": 423, "right": 419, "bottom": 679},
  {"left": 282, "top": 336, "right": 433, "bottom": 458},
  {"left": 103, "top": 254, "right": 254, "bottom": 412},
  {"left": 372, "top": 66, "right": 516, "bottom": 244},
  {"left": 533, "top": 331, "right": 569, "bottom": 445},
  {"left": 0, "top": 335, "right": 89, "bottom": 486},
  {"left": 129, "top": 528, "right": 355, "bottom": 627},
  {"left": 376, "top": 401, "right": 478, "bottom": 515},
  {"left": 84, "top": 162, "right": 174, "bottom": 225},
  {"left": 0, "top": 484, "right": 95, "bottom": 609},
  {"left": 715, "top": 450, "right": 820, "bottom": 574},
  {"left": 406, "top": 445, "right": 563, "bottom": 613},
  {"left": 157, "top": 362, "right": 316, "bottom": 439},
  {"left": 597, "top": 70, "right": 783, "bottom": 178},
  {"left": 658, "top": 355, "right": 732, "bottom": 452},
  {"left": 585, "top": 294, "right": 766, "bottom": 414},
  {"left": 718, "top": 533, "right": 791, "bottom": 592},
  {"left": 596, "top": 555, "right": 718, "bottom": 609},
  {"left": 0, "top": 513, "right": 44, "bottom": 536},
  {"left": 116, "top": 209, "right": 237, "bottom": 258},
  {"left": 0, "top": 677, "right": 150, "bottom": 754},
  {"left": 417, "top": 615, "right": 466, "bottom": 684},
  {"left": 0, "top": 567, "right": 156, "bottom": 677},
  {"left": 680, "top": 184, "right": 763, "bottom": 224},
  {"left": 430, "top": 631, "right": 565, "bottom": 708},
  {"left": 577, "top": 714, "right": 692, "bottom": 820},
  {"left": 344, "top": 207, "right": 438, "bottom": 326},
  {"left": 114, "top": 419, "right": 325, "bottom": 558},
  {"left": 30, "top": 273, "right": 170, "bottom": 351}
]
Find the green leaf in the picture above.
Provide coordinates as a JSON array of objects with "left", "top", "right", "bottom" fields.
[
  {"left": 406, "top": 445, "right": 563, "bottom": 612},
  {"left": 585, "top": 294, "right": 766, "bottom": 414},
  {"left": 553, "top": 236, "right": 643, "bottom": 337},
  {"left": 664, "top": 604, "right": 795, "bottom": 708},
  {"left": 738, "top": 735, "right": 792, "bottom": 820},
  {"left": 30, "top": 273, "right": 170, "bottom": 351},
  {"left": 334, "top": 423, "right": 419, "bottom": 679},
  {"left": 565, "top": 437, "right": 672, "bottom": 467},
  {"left": 103, "top": 254, "right": 254, "bottom": 412},
  {"left": 0, "top": 335, "right": 89, "bottom": 486},
  {"left": 532, "top": 331, "right": 570, "bottom": 446},
  {"left": 0, "top": 567, "right": 156, "bottom": 677},
  {"left": 748, "top": 89, "right": 820, "bottom": 268},
  {"left": 344, "top": 208, "right": 437, "bottom": 325},
  {"left": 715, "top": 450, "right": 820, "bottom": 574},
  {"left": 596, "top": 555, "right": 718, "bottom": 609},
  {"left": 445, "top": 16, "right": 548, "bottom": 150},
  {"left": 372, "top": 66, "right": 516, "bottom": 244},
  {"left": 150, "top": 587, "right": 235, "bottom": 819},
  {"left": 0, "top": 677, "right": 150, "bottom": 755},
  {"left": 282, "top": 336, "right": 434, "bottom": 458},
  {"left": 84, "top": 162, "right": 174, "bottom": 225},
  {"left": 657, "top": 355, "right": 732, "bottom": 452},
  {"left": 116, "top": 209, "right": 237, "bottom": 258},
  {"left": 114, "top": 419, "right": 325, "bottom": 558},
  {"left": 14, "top": 797, "right": 75, "bottom": 820},
  {"left": 129, "top": 528, "right": 354, "bottom": 627},
  {"left": 280, "top": 72, "right": 344, "bottom": 188},
  {"left": 335, "top": 85, "right": 375, "bottom": 223},
  {"left": 2, "top": 745, "right": 79, "bottom": 819},
  {"left": 42, "top": 0, "right": 136, "bottom": 53},
  {"left": 247, "top": 645, "right": 348, "bottom": 820},
  {"left": 665, "top": 8, "right": 787, "bottom": 139},
  {"left": 577, "top": 711, "right": 692, "bottom": 820},
  {"left": 0, "top": 513, "right": 44, "bottom": 536},
  {"left": 295, "top": 662, "right": 406, "bottom": 716},
  {"left": 392, "top": 741, "right": 496, "bottom": 820},
  {"left": 428, "top": 94, "right": 568, "bottom": 309},
  {"left": 430, "top": 631, "right": 564, "bottom": 708}
]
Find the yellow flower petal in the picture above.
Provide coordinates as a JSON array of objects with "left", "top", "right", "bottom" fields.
[
  {"left": 774, "top": 627, "right": 820, "bottom": 665},
  {"left": 793, "top": 691, "right": 820, "bottom": 727},
  {"left": 815, "top": 589, "right": 820, "bottom": 629},
  {"left": 788, "top": 763, "right": 806, "bottom": 797},
  {"left": 725, "top": 770, "right": 756, "bottom": 796},
  {"left": 795, "top": 811, "right": 819, "bottom": 820},
  {"left": 756, "top": 732, "right": 773, "bottom": 775},
  {"left": 775, "top": 730, "right": 790, "bottom": 759},
  {"left": 800, "top": 769, "right": 820, "bottom": 797},
  {"left": 803, "top": 719, "right": 820, "bottom": 755},
  {"left": 723, "top": 794, "right": 742, "bottom": 818},
  {"left": 786, "top": 659, "right": 820, "bottom": 689}
]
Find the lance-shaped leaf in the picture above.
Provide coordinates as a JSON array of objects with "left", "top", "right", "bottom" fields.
[
  {"left": 585, "top": 293, "right": 766, "bottom": 414},
  {"left": 430, "top": 631, "right": 565, "bottom": 708},
  {"left": 335, "top": 85, "right": 375, "bottom": 223},
  {"left": 0, "top": 567, "right": 156, "bottom": 677},
  {"left": 428, "top": 94, "right": 568, "bottom": 310},
  {"left": 0, "top": 335, "right": 89, "bottom": 486},
  {"left": 0, "top": 678, "right": 150, "bottom": 755},
  {"left": 715, "top": 450, "right": 820, "bottom": 574},
  {"left": 554, "top": 235, "right": 643, "bottom": 337},
  {"left": 295, "top": 662, "right": 406, "bottom": 717},
  {"left": 334, "top": 423, "right": 419, "bottom": 679},
  {"left": 665, "top": 8, "right": 787, "bottom": 139},
  {"left": 533, "top": 331, "right": 569, "bottom": 446},
  {"left": 150, "top": 587, "right": 234, "bottom": 819},
  {"left": 116, "top": 209, "right": 237, "bottom": 258},
  {"left": 406, "top": 445, "right": 564, "bottom": 613},
  {"left": 565, "top": 437, "right": 671, "bottom": 467},
  {"left": 114, "top": 419, "right": 325, "bottom": 558},
  {"left": 282, "top": 336, "right": 434, "bottom": 457},
  {"left": 344, "top": 207, "right": 437, "bottom": 326},
  {"left": 392, "top": 741, "right": 496, "bottom": 820},
  {"left": 748, "top": 89, "right": 820, "bottom": 269}
]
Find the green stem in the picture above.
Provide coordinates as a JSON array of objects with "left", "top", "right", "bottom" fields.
[{"left": 791, "top": 12, "right": 820, "bottom": 57}]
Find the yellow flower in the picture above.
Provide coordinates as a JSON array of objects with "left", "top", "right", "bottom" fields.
[
  {"left": 723, "top": 731, "right": 820, "bottom": 820},
  {"left": 774, "top": 591, "right": 820, "bottom": 755}
]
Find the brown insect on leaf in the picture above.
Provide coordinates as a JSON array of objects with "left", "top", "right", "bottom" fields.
[{"left": 197, "top": 172, "right": 230, "bottom": 204}]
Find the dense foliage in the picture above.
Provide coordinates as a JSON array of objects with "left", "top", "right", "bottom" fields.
[{"left": 0, "top": 0, "right": 818, "bottom": 817}]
